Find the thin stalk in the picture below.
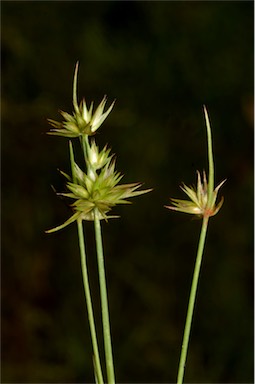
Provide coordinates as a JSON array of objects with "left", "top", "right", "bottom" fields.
[
  {"left": 177, "top": 216, "right": 209, "bottom": 384},
  {"left": 77, "top": 219, "right": 104, "bottom": 384},
  {"left": 69, "top": 141, "right": 104, "bottom": 384},
  {"left": 80, "top": 134, "right": 90, "bottom": 167},
  {"left": 94, "top": 209, "right": 115, "bottom": 384}
]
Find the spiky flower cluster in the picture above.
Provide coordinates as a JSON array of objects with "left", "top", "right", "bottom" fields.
[
  {"left": 165, "top": 170, "right": 225, "bottom": 218},
  {"left": 48, "top": 63, "right": 115, "bottom": 138},
  {"left": 47, "top": 143, "right": 151, "bottom": 232},
  {"left": 46, "top": 63, "right": 151, "bottom": 233},
  {"left": 48, "top": 96, "right": 115, "bottom": 138}
]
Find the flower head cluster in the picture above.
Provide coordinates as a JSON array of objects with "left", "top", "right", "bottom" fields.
[
  {"left": 46, "top": 63, "right": 151, "bottom": 233},
  {"left": 48, "top": 63, "right": 115, "bottom": 138},
  {"left": 46, "top": 143, "right": 152, "bottom": 233},
  {"left": 165, "top": 170, "right": 225, "bottom": 218}
]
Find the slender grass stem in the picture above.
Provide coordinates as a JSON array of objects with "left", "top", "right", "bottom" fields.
[
  {"left": 80, "top": 135, "right": 90, "bottom": 167},
  {"left": 77, "top": 220, "right": 104, "bottom": 384},
  {"left": 69, "top": 141, "right": 104, "bottom": 384},
  {"left": 177, "top": 216, "right": 209, "bottom": 384},
  {"left": 94, "top": 209, "right": 115, "bottom": 384}
]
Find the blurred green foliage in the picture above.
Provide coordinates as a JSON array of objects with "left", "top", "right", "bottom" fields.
[{"left": 1, "top": 1, "right": 253, "bottom": 383}]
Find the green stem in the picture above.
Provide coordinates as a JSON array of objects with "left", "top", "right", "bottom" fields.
[
  {"left": 94, "top": 209, "right": 115, "bottom": 384},
  {"left": 77, "top": 220, "right": 104, "bottom": 384},
  {"left": 80, "top": 135, "right": 90, "bottom": 167},
  {"left": 177, "top": 216, "right": 209, "bottom": 384},
  {"left": 69, "top": 141, "right": 104, "bottom": 383}
]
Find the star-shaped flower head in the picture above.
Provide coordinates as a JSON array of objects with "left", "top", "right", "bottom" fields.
[
  {"left": 48, "top": 62, "right": 115, "bottom": 138},
  {"left": 166, "top": 106, "right": 226, "bottom": 219},
  {"left": 166, "top": 170, "right": 225, "bottom": 218},
  {"left": 46, "top": 142, "right": 152, "bottom": 233}
]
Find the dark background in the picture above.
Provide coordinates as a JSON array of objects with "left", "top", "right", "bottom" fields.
[{"left": 1, "top": 1, "right": 254, "bottom": 383}]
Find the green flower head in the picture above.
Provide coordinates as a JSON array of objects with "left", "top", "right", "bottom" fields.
[
  {"left": 87, "top": 140, "right": 113, "bottom": 174},
  {"left": 46, "top": 144, "right": 152, "bottom": 233},
  {"left": 165, "top": 170, "right": 225, "bottom": 218},
  {"left": 48, "top": 62, "right": 115, "bottom": 138}
]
